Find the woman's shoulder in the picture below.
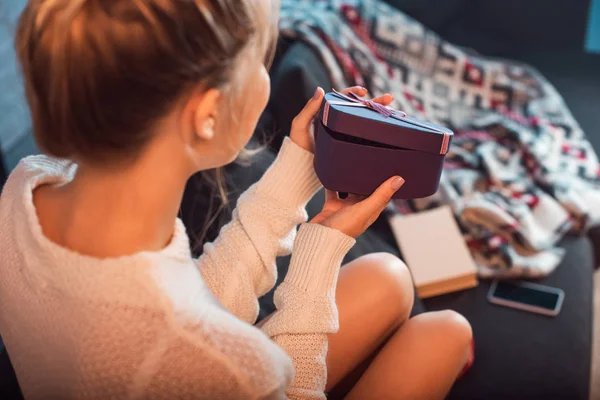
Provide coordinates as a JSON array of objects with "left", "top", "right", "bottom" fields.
[
  {"left": 16, "top": 154, "right": 74, "bottom": 178},
  {"left": 1, "top": 155, "right": 76, "bottom": 202},
  {"left": 0, "top": 154, "right": 75, "bottom": 253}
]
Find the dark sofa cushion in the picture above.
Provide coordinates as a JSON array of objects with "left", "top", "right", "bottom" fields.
[
  {"left": 268, "top": 41, "right": 334, "bottom": 152},
  {"left": 0, "top": 345, "right": 22, "bottom": 400},
  {"left": 424, "top": 235, "right": 594, "bottom": 400}
]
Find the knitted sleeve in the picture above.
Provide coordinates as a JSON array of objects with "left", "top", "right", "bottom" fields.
[
  {"left": 261, "top": 224, "right": 355, "bottom": 399},
  {"left": 197, "top": 138, "right": 322, "bottom": 324}
]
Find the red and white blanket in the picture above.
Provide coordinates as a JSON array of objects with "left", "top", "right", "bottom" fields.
[{"left": 280, "top": 0, "right": 600, "bottom": 278}]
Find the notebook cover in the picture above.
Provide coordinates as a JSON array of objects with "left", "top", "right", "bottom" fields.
[{"left": 389, "top": 206, "right": 478, "bottom": 297}]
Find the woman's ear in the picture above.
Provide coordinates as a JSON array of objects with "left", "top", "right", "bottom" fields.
[{"left": 193, "top": 89, "right": 221, "bottom": 142}]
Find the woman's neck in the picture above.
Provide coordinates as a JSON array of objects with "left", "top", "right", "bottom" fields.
[{"left": 34, "top": 153, "right": 189, "bottom": 258}]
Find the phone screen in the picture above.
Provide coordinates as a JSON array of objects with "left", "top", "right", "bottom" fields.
[{"left": 492, "top": 282, "right": 560, "bottom": 310}]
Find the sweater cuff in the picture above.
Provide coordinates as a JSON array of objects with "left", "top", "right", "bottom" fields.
[
  {"left": 284, "top": 224, "right": 356, "bottom": 296},
  {"left": 255, "top": 137, "right": 322, "bottom": 206}
]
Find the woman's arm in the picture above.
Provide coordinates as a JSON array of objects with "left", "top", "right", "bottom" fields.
[
  {"left": 259, "top": 173, "right": 403, "bottom": 398},
  {"left": 197, "top": 138, "right": 322, "bottom": 324},
  {"left": 260, "top": 223, "right": 355, "bottom": 399}
]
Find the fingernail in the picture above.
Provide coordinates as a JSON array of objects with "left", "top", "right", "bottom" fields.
[
  {"left": 391, "top": 176, "right": 405, "bottom": 191},
  {"left": 313, "top": 87, "right": 322, "bottom": 100},
  {"left": 361, "top": 86, "right": 367, "bottom": 92}
]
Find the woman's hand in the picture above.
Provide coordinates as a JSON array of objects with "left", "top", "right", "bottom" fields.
[
  {"left": 290, "top": 86, "right": 394, "bottom": 153},
  {"left": 311, "top": 176, "right": 405, "bottom": 238}
]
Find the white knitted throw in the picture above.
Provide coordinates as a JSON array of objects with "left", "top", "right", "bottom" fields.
[{"left": 0, "top": 138, "right": 355, "bottom": 400}]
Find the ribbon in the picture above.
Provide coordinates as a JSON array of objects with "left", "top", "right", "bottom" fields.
[{"left": 330, "top": 89, "right": 406, "bottom": 119}]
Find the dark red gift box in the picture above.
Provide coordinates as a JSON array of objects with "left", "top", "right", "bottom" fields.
[{"left": 314, "top": 91, "right": 454, "bottom": 199}]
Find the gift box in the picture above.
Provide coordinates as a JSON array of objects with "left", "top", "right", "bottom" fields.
[{"left": 314, "top": 91, "right": 454, "bottom": 199}]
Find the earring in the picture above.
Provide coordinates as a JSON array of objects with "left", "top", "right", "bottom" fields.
[{"left": 203, "top": 117, "right": 215, "bottom": 138}]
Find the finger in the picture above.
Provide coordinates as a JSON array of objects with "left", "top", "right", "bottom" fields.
[
  {"left": 341, "top": 86, "right": 368, "bottom": 97},
  {"left": 355, "top": 176, "right": 405, "bottom": 218},
  {"left": 371, "top": 93, "right": 394, "bottom": 106},
  {"left": 341, "top": 87, "right": 393, "bottom": 106},
  {"left": 291, "top": 87, "right": 325, "bottom": 133}
]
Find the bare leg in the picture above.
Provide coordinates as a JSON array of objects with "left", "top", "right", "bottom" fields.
[
  {"left": 326, "top": 253, "right": 415, "bottom": 389},
  {"left": 326, "top": 253, "right": 472, "bottom": 400},
  {"left": 345, "top": 311, "right": 472, "bottom": 400}
]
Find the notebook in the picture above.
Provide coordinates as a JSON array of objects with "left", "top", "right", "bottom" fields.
[{"left": 389, "top": 206, "right": 478, "bottom": 298}]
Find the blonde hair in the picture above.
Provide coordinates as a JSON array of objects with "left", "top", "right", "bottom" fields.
[{"left": 16, "top": 0, "right": 279, "bottom": 162}]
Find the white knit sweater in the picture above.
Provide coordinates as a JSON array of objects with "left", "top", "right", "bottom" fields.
[{"left": 0, "top": 138, "right": 355, "bottom": 400}]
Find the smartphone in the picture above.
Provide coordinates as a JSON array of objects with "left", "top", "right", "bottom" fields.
[{"left": 487, "top": 280, "right": 565, "bottom": 317}]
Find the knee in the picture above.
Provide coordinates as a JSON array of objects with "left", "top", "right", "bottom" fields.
[
  {"left": 355, "top": 253, "right": 415, "bottom": 323},
  {"left": 434, "top": 310, "right": 473, "bottom": 352}
]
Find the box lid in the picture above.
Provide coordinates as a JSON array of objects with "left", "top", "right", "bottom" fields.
[{"left": 320, "top": 91, "right": 453, "bottom": 155}]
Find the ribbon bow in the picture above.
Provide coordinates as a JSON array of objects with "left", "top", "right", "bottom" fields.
[{"left": 330, "top": 89, "right": 407, "bottom": 119}]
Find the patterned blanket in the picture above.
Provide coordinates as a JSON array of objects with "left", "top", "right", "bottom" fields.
[{"left": 280, "top": 0, "right": 600, "bottom": 278}]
